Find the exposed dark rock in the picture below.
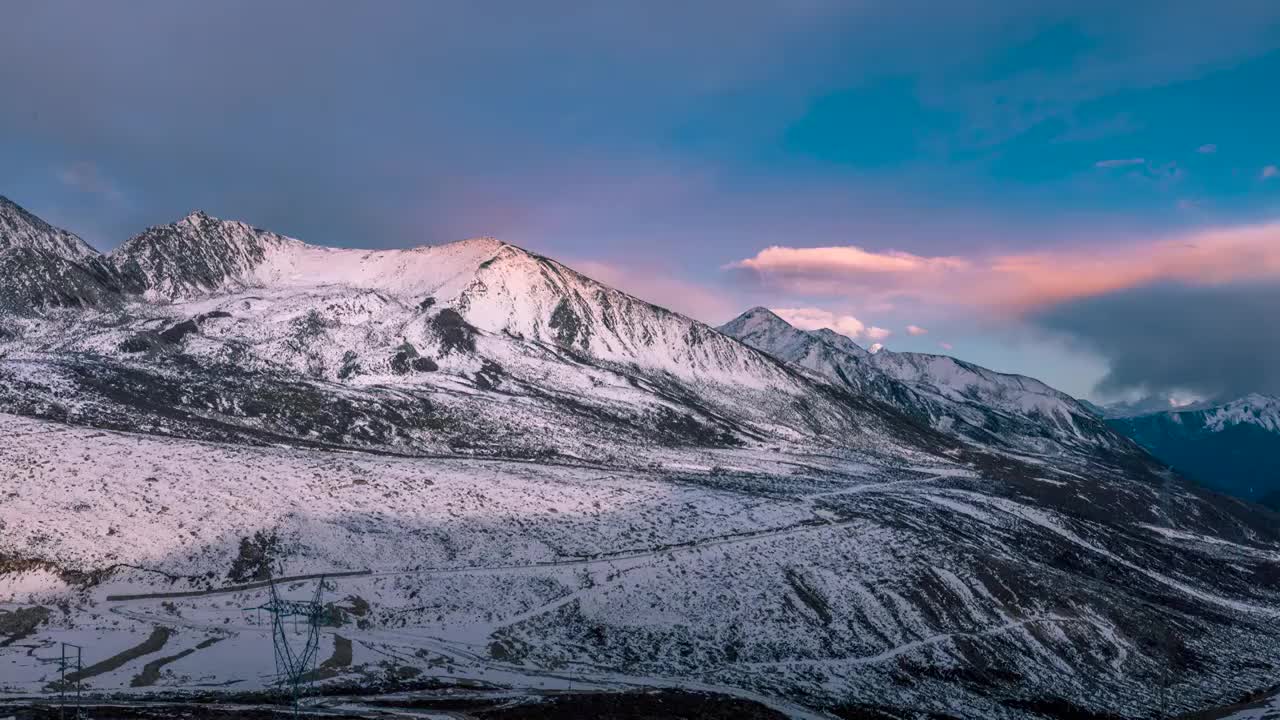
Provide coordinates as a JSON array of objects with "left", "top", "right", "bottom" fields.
[
  {"left": 430, "top": 309, "right": 476, "bottom": 355},
  {"left": 226, "top": 530, "right": 281, "bottom": 583},
  {"left": 338, "top": 350, "right": 361, "bottom": 380},
  {"left": 549, "top": 298, "right": 589, "bottom": 349},
  {"left": 119, "top": 331, "right": 167, "bottom": 354},
  {"left": 158, "top": 319, "right": 200, "bottom": 344},
  {"left": 390, "top": 342, "right": 428, "bottom": 375}
]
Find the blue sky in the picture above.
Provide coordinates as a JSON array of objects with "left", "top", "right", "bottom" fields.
[{"left": 3, "top": 1, "right": 1280, "bottom": 399}]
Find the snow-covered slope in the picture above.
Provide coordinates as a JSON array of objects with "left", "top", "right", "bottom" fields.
[
  {"left": 719, "top": 308, "right": 1119, "bottom": 453},
  {"left": 107, "top": 214, "right": 792, "bottom": 386},
  {"left": 4, "top": 413, "right": 1280, "bottom": 718},
  {"left": 1199, "top": 393, "right": 1280, "bottom": 433}
]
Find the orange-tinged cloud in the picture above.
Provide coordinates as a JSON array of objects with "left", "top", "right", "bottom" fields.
[{"left": 729, "top": 222, "right": 1280, "bottom": 315}]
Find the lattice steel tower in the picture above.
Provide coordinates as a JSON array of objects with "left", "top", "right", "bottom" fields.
[{"left": 248, "top": 576, "right": 327, "bottom": 716}]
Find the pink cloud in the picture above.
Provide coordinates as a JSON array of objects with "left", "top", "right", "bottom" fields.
[
  {"left": 938, "top": 342, "right": 954, "bottom": 350},
  {"left": 729, "top": 221, "right": 1280, "bottom": 316},
  {"left": 1197, "top": 144, "right": 1217, "bottom": 154},
  {"left": 866, "top": 326, "right": 892, "bottom": 341},
  {"left": 906, "top": 324, "right": 928, "bottom": 335},
  {"left": 733, "top": 245, "right": 969, "bottom": 275},
  {"left": 1263, "top": 165, "right": 1279, "bottom": 180}
]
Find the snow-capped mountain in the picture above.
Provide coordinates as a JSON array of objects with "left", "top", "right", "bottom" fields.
[
  {"left": 719, "top": 307, "right": 1119, "bottom": 453},
  {"left": 0, "top": 195, "right": 121, "bottom": 312},
  {"left": 3, "top": 197, "right": 1280, "bottom": 719},
  {"left": 0, "top": 202, "right": 933, "bottom": 461},
  {"left": 1108, "top": 393, "right": 1280, "bottom": 507}
]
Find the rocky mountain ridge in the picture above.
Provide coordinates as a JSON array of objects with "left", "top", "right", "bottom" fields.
[{"left": 2, "top": 196, "right": 1278, "bottom": 719}]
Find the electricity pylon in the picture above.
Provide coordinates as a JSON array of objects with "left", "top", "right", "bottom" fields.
[
  {"left": 1158, "top": 473, "right": 1177, "bottom": 719},
  {"left": 247, "top": 576, "right": 326, "bottom": 716},
  {"left": 57, "top": 642, "right": 83, "bottom": 720}
]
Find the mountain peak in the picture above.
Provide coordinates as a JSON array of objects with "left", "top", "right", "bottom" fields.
[
  {"left": 719, "top": 306, "right": 790, "bottom": 334},
  {"left": 110, "top": 211, "right": 297, "bottom": 299},
  {"left": 181, "top": 209, "right": 217, "bottom": 224},
  {"left": 0, "top": 194, "right": 100, "bottom": 261}
]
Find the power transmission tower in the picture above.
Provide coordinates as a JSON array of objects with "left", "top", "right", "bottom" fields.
[
  {"left": 247, "top": 576, "right": 327, "bottom": 717},
  {"left": 1158, "top": 472, "right": 1177, "bottom": 719},
  {"left": 57, "top": 642, "right": 83, "bottom": 720}
]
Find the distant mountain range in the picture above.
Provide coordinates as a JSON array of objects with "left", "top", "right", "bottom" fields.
[
  {"left": 2, "top": 194, "right": 1278, "bottom": 718},
  {"left": 1106, "top": 394, "right": 1280, "bottom": 510}
]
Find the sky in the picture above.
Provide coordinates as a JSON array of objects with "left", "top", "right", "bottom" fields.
[{"left": 3, "top": 1, "right": 1280, "bottom": 401}]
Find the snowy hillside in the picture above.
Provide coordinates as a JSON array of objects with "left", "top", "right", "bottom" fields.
[
  {"left": 1200, "top": 394, "right": 1280, "bottom": 433},
  {"left": 4, "top": 413, "right": 1280, "bottom": 718},
  {"left": 719, "top": 308, "right": 1119, "bottom": 453}
]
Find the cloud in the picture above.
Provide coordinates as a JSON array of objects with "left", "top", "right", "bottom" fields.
[
  {"left": 770, "top": 307, "right": 878, "bottom": 341},
  {"left": 729, "top": 221, "right": 1280, "bottom": 314},
  {"left": 1034, "top": 281, "right": 1280, "bottom": 399},
  {"left": 866, "top": 326, "right": 892, "bottom": 341},
  {"left": 1094, "top": 158, "right": 1145, "bottom": 168},
  {"left": 906, "top": 324, "right": 928, "bottom": 335},
  {"left": 57, "top": 162, "right": 122, "bottom": 200},
  {"left": 1196, "top": 144, "right": 1217, "bottom": 154},
  {"left": 938, "top": 341, "right": 954, "bottom": 350},
  {"left": 1263, "top": 165, "right": 1279, "bottom": 180}
]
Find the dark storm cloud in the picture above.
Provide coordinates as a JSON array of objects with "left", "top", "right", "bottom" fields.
[{"left": 1034, "top": 282, "right": 1280, "bottom": 399}]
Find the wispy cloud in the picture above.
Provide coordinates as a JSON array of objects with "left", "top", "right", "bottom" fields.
[
  {"left": 1196, "top": 144, "right": 1217, "bottom": 154},
  {"left": 906, "top": 324, "right": 928, "bottom": 335},
  {"left": 938, "top": 341, "right": 954, "bottom": 350},
  {"left": 1263, "top": 165, "right": 1279, "bottom": 180},
  {"left": 56, "top": 162, "right": 122, "bottom": 201},
  {"left": 1094, "top": 158, "right": 1145, "bottom": 168}
]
